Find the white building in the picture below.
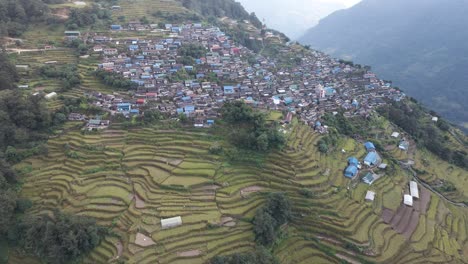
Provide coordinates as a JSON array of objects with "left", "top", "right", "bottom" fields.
[
  {"left": 391, "top": 132, "right": 400, "bottom": 138},
  {"left": 404, "top": 194, "right": 413, "bottom": 207},
  {"left": 161, "top": 216, "right": 182, "bottom": 229},
  {"left": 45, "top": 92, "right": 57, "bottom": 100},
  {"left": 365, "top": 191, "right": 376, "bottom": 201},
  {"left": 410, "top": 181, "right": 419, "bottom": 199}
]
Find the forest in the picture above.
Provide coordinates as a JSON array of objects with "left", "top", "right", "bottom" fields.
[
  {"left": 0, "top": 53, "right": 105, "bottom": 263},
  {"left": 179, "top": 0, "right": 262, "bottom": 28},
  {"left": 0, "top": 0, "right": 53, "bottom": 37}
]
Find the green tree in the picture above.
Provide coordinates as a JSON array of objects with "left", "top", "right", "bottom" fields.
[
  {"left": 253, "top": 209, "right": 277, "bottom": 245},
  {"left": 18, "top": 211, "right": 107, "bottom": 264},
  {"left": 265, "top": 192, "right": 291, "bottom": 226}
]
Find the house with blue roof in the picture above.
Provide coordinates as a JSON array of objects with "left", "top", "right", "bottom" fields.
[
  {"left": 184, "top": 105, "right": 195, "bottom": 113},
  {"left": 284, "top": 97, "right": 293, "bottom": 105},
  {"left": 344, "top": 165, "right": 358, "bottom": 178},
  {"left": 110, "top": 25, "right": 122, "bottom": 30},
  {"left": 364, "top": 152, "right": 379, "bottom": 166},
  {"left": 224, "top": 86, "right": 234, "bottom": 94},
  {"left": 325, "top": 87, "right": 336, "bottom": 96},
  {"left": 364, "top": 142, "right": 376, "bottom": 152},
  {"left": 399, "top": 140, "right": 409, "bottom": 151},
  {"left": 348, "top": 157, "right": 359, "bottom": 166},
  {"left": 117, "top": 103, "right": 131, "bottom": 112}
]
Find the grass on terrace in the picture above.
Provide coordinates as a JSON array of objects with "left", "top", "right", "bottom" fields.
[{"left": 13, "top": 120, "right": 468, "bottom": 263}]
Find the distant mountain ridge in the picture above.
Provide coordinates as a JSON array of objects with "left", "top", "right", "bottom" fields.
[{"left": 299, "top": 0, "right": 468, "bottom": 131}]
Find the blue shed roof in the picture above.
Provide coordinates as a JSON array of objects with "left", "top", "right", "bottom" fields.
[
  {"left": 348, "top": 157, "right": 359, "bottom": 166},
  {"left": 344, "top": 165, "right": 358, "bottom": 178},
  {"left": 364, "top": 142, "right": 375, "bottom": 151},
  {"left": 364, "top": 152, "right": 378, "bottom": 165}
]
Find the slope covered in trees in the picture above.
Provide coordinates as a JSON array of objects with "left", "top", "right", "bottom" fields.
[
  {"left": 0, "top": 0, "right": 53, "bottom": 37},
  {"left": 179, "top": 0, "right": 262, "bottom": 28},
  {"left": 300, "top": 0, "right": 468, "bottom": 131}
]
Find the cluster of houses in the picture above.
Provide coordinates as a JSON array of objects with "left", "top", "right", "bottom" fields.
[
  {"left": 344, "top": 141, "right": 382, "bottom": 179},
  {"left": 66, "top": 21, "right": 405, "bottom": 128}
]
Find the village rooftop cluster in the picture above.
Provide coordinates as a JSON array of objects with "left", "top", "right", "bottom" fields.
[{"left": 66, "top": 22, "right": 405, "bottom": 129}]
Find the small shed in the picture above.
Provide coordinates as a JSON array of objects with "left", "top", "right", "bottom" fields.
[
  {"left": 362, "top": 172, "right": 376, "bottom": 185},
  {"left": 344, "top": 165, "right": 358, "bottom": 178},
  {"left": 364, "top": 142, "right": 376, "bottom": 152},
  {"left": 404, "top": 194, "right": 413, "bottom": 207},
  {"left": 348, "top": 157, "right": 359, "bottom": 166},
  {"left": 365, "top": 191, "right": 376, "bottom": 201},
  {"left": 161, "top": 216, "right": 182, "bottom": 229},
  {"left": 45, "top": 92, "right": 57, "bottom": 100},
  {"left": 410, "top": 181, "right": 419, "bottom": 199},
  {"left": 432, "top": 116, "right": 439, "bottom": 122},
  {"left": 364, "top": 152, "right": 378, "bottom": 166},
  {"left": 378, "top": 163, "right": 388, "bottom": 169},
  {"left": 391, "top": 132, "right": 400, "bottom": 138}
]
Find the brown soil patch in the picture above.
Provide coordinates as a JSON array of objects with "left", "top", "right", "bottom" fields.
[
  {"left": 134, "top": 194, "right": 145, "bottom": 209},
  {"left": 52, "top": 8, "right": 70, "bottom": 20},
  {"left": 240, "top": 186, "right": 263, "bottom": 198},
  {"left": 177, "top": 249, "right": 202, "bottom": 257},
  {"left": 418, "top": 187, "right": 431, "bottom": 213},
  {"left": 220, "top": 216, "right": 236, "bottom": 227},
  {"left": 383, "top": 201, "right": 422, "bottom": 239},
  {"left": 170, "top": 159, "right": 184, "bottom": 166},
  {"left": 381, "top": 208, "right": 394, "bottom": 224},
  {"left": 115, "top": 241, "right": 123, "bottom": 257},
  {"left": 135, "top": 233, "right": 155, "bottom": 247}
]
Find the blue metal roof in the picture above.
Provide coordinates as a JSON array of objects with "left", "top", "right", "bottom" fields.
[
  {"left": 344, "top": 165, "right": 358, "bottom": 178},
  {"left": 364, "top": 152, "right": 378, "bottom": 165},
  {"left": 348, "top": 157, "right": 359, "bottom": 166},
  {"left": 364, "top": 142, "right": 375, "bottom": 151}
]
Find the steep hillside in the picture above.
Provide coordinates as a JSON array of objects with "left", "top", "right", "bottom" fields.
[
  {"left": 1, "top": 0, "right": 468, "bottom": 263},
  {"left": 299, "top": 0, "right": 468, "bottom": 131}
]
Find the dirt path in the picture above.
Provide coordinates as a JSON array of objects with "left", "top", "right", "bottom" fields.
[
  {"left": 6, "top": 48, "right": 60, "bottom": 54},
  {"left": 177, "top": 249, "right": 202, "bottom": 257}
]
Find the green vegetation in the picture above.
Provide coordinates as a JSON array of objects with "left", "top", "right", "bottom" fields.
[
  {"left": 94, "top": 69, "right": 138, "bottom": 90},
  {"left": 0, "top": 53, "right": 19, "bottom": 90},
  {"left": 379, "top": 100, "right": 468, "bottom": 169},
  {"left": 66, "top": 4, "right": 112, "bottom": 30},
  {"left": 14, "top": 211, "right": 107, "bottom": 264},
  {"left": 0, "top": 0, "right": 51, "bottom": 37},
  {"left": 179, "top": 0, "right": 262, "bottom": 28},
  {"left": 253, "top": 193, "right": 291, "bottom": 246},
  {"left": 221, "top": 101, "right": 285, "bottom": 152},
  {"left": 39, "top": 64, "right": 81, "bottom": 91},
  {"left": 211, "top": 246, "right": 278, "bottom": 264}
]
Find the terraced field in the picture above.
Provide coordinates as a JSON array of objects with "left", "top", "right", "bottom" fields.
[
  {"left": 114, "top": 0, "right": 188, "bottom": 21},
  {"left": 16, "top": 123, "right": 468, "bottom": 263}
]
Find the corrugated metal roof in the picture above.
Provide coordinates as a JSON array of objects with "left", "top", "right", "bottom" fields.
[
  {"left": 161, "top": 216, "right": 182, "bottom": 229},
  {"left": 410, "top": 181, "right": 419, "bottom": 199}
]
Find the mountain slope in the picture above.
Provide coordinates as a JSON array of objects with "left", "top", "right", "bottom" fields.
[{"left": 299, "top": 0, "right": 468, "bottom": 131}]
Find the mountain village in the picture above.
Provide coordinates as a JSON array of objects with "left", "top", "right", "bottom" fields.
[{"left": 65, "top": 22, "right": 405, "bottom": 131}]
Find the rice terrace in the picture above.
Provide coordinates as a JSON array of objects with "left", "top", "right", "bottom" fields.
[
  {"left": 12, "top": 121, "right": 468, "bottom": 263},
  {"left": 0, "top": 0, "right": 467, "bottom": 263}
]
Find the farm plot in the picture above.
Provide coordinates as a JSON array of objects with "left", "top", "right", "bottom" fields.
[{"left": 16, "top": 123, "right": 468, "bottom": 263}]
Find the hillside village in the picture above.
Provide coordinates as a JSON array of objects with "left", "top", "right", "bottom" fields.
[{"left": 69, "top": 22, "right": 405, "bottom": 129}]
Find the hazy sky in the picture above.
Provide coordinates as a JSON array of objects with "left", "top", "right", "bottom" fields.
[{"left": 237, "top": 0, "right": 362, "bottom": 39}]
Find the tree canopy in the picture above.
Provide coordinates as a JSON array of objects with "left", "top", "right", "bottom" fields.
[
  {"left": 15, "top": 211, "right": 106, "bottom": 264},
  {"left": 221, "top": 101, "right": 285, "bottom": 152}
]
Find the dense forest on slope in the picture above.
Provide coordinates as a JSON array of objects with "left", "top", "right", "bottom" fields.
[
  {"left": 0, "top": 52, "right": 105, "bottom": 263},
  {"left": 178, "top": 0, "right": 262, "bottom": 28},
  {"left": 0, "top": 0, "right": 54, "bottom": 37},
  {"left": 300, "top": 0, "right": 468, "bottom": 131}
]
